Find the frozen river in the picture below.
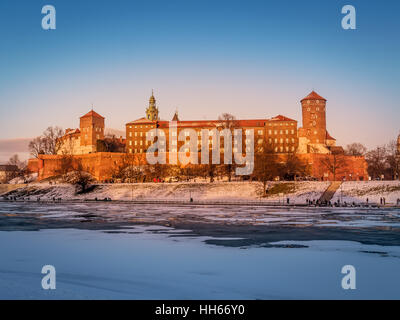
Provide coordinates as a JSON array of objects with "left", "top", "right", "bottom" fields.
[{"left": 0, "top": 202, "right": 400, "bottom": 299}]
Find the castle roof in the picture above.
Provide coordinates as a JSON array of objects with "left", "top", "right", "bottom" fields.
[
  {"left": 301, "top": 91, "right": 327, "bottom": 102},
  {"left": 148, "top": 115, "right": 296, "bottom": 129},
  {"left": 326, "top": 130, "right": 336, "bottom": 140},
  {"left": 80, "top": 110, "right": 105, "bottom": 119},
  {"left": 126, "top": 117, "right": 157, "bottom": 125},
  {"left": 270, "top": 115, "right": 296, "bottom": 122},
  {"left": 0, "top": 165, "right": 18, "bottom": 172}
]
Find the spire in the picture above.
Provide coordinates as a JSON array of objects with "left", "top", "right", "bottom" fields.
[
  {"left": 172, "top": 109, "right": 179, "bottom": 121},
  {"left": 146, "top": 89, "right": 159, "bottom": 121},
  {"left": 149, "top": 90, "right": 156, "bottom": 106}
]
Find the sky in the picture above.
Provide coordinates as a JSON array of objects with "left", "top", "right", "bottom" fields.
[{"left": 0, "top": 0, "right": 399, "bottom": 159}]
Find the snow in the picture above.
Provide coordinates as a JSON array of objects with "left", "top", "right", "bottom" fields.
[
  {"left": 332, "top": 181, "right": 400, "bottom": 204},
  {"left": 1, "top": 228, "right": 399, "bottom": 299},
  {"left": 1, "top": 181, "right": 329, "bottom": 203},
  {"left": 8, "top": 173, "right": 38, "bottom": 184}
]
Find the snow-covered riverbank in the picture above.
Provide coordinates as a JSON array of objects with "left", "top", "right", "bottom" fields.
[
  {"left": 1, "top": 181, "right": 328, "bottom": 203},
  {"left": 3, "top": 181, "right": 400, "bottom": 204}
]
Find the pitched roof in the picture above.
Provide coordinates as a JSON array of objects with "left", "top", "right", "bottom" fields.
[
  {"left": 270, "top": 115, "right": 296, "bottom": 122},
  {"left": 0, "top": 165, "right": 18, "bottom": 171},
  {"left": 126, "top": 117, "right": 157, "bottom": 125},
  {"left": 301, "top": 91, "right": 327, "bottom": 102},
  {"left": 326, "top": 130, "right": 336, "bottom": 140},
  {"left": 80, "top": 110, "right": 105, "bottom": 119},
  {"left": 328, "top": 146, "right": 344, "bottom": 155}
]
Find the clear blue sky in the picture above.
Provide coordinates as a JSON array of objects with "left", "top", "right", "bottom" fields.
[{"left": 0, "top": 0, "right": 399, "bottom": 149}]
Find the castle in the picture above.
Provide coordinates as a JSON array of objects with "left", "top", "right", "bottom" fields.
[
  {"left": 28, "top": 90, "right": 368, "bottom": 181},
  {"left": 125, "top": 90, "right": 343, "bottom": 157},
  {"left": 57, "top": 110, "right": 105, "bottom": 155}
]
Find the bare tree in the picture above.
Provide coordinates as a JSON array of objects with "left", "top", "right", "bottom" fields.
[
  {"left": 70, "top": 160, "right": 95, "bottom": 194},
  {"left": 29, "top": 126, "right": 64, "bottom": 157},
  {"left": 280, "top": 151, "right": 308, "bottom": 180},
  {"left": 28, "top": 137, "right": 45, "bottom": 158},
  {"left": 384, "top": 140, "right": 400, "bottom": 180},
  {"left": 3, "top": 155, "right": 24, "bottom": 181},
  {"left": 366, "top": 146, "right": 388, "bottom": 180},
  {"left": 42, "top": 126, "right": 64, "bottom": 154},
  {"left": 252, "top": 142, "right": 281, "bottom": 196},
  {"left": 218, "top": 113, "right": 239, "bottom": 181},
  {"left": 345, "top": 143, "right": 367, "bottom": 156},
  {"left": 7, "top": 154, "right": 25, "bottom": 169},
  {"left": 97, "top": 134, "right": 125, "bottom": 153},
  {"left": 320, "top": 154, "right": 348, "bottom": 181}
]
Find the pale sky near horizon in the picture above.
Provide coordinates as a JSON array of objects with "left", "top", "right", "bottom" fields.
[{"left": 0, "top": 0, "right": 399, "bottom": 152}]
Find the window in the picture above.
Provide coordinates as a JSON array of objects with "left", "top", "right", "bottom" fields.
[
  {"left": 129, "top": 132, "right": 132, "bottom": 137},
  {"left": 258, "top": 130, "right": 263, "bottom": 135},
  {"left": 135, "top": 132, "right": 137, "bottom": 137},
  {"left": 291, "top": 130, "right": 294, "bottom": 134},
  {"left": 268, "top": 130, "right": 272, "bottom": 135},
  {"left": 129, "top": 141, "right": 132, "bottom": 146}
]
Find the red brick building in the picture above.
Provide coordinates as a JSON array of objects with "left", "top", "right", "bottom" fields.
[{"left": 28, "top": 90, "right": 368, "bottom": 181}]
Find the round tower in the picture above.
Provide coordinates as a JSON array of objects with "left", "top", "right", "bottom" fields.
[{"left": 301, "top": 91, "right": 327, "bottom": 144}]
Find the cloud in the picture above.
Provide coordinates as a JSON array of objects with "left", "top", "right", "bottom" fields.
[{"left": 0, "top": 138, "right": 31, "bottom": 163}]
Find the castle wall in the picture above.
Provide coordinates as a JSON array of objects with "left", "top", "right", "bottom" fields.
[
  {"left": 298, "top": 154, "right": 368, "bottom": 181},
  {"left": 28, "top": 153, "right": 147, "bottom": 182}
]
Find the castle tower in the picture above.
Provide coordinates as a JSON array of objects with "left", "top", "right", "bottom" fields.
[
  {"left": 79, "top": 109, "right": 105, "bottom": 152},
  {"left": 146, "top": 90, "right": 159, "bottom": 121},
  {"left": 300, "top": 91, "right": 327, "bottom": 145}
]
